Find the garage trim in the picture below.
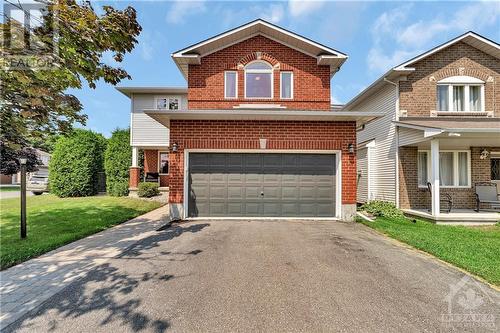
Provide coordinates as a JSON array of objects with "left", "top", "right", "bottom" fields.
[{"left": 183, "top": 149, "right": 342, "bottom": 220}]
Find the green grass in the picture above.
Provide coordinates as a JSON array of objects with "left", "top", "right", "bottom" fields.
[
  {"left": 0, "top": 186, "right": 20, "bottom": 192},
  {"left": 359, "top": 216, "right": 500, "bottom": 286},
  {"left": 0, "top": 195, "right": 162, "bottom": 269}
]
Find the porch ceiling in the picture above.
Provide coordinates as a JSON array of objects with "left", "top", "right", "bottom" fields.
[{"left": 395, "top": 118, "right": 500, "bottom": 132}]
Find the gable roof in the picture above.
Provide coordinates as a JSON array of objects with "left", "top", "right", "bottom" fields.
[
  {"left": 394, "top": 31, "right": 500, "bottom": 71},
  {"left": 172, "top": 19, "right": 348, "bottom": 80},
  {"left": 344, "top": 31, "right": 500, "bottom": 110}
]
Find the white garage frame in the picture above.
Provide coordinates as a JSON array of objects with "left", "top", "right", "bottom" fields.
[{"left": 183, "top": 149, "right": 342, "bottom": 220}]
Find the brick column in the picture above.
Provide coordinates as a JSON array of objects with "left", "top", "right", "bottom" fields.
[{"left": 129, "top": 167, "right": 140, "bottom": 189}]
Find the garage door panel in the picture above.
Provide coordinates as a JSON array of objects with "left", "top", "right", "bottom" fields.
[
  {"left": 245, "top": 202, "right": 261, "bottom": 215},
  {"left": 263, "top": 186, "right": 281, "bottom": 199},
  {"left": 245, "top": 186, "right": 261, "bottom": 199},
  {"left": 188, "top": 153, "right": 336, "bottom": 218},
  {"left": 209, "top": 202, "right": 226, "bottom": 216},
  {"left": 282, "top": 186, "right": 299, "bottom": 200},
  {"left": 227, "top": 186, "right": 243, "bottom": 199}
]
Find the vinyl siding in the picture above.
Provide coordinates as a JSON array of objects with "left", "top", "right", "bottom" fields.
[
  {"left": 131, "top": 94, "right": 187, "bottom": 147},
  {"left": 357, "top": 147, "right": 368, "bottom": 203},
  {"left": 352, "top": 84, "right": 397, "bottom": 203},
  {"left": 398, "top": 127, "right": 426, "bottom": 147}
]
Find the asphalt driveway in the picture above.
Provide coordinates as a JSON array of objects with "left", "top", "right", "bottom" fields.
[{"left": 5, "top": 219, "right": 500, "bottom": 332}]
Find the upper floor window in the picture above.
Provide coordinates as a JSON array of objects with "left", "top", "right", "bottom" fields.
[
  {"left": 156, "top": 96, "right": 180, "bottom": 110},
  {"left": 436, "top": 76, "right": 484, "bottom": 112},
  {"left": 280, "top": 72, "right": 293, "bottom": 99},
  {"left": 245, "top": 61, "right": 273, "bottom": 99},
  {"left": 224, "top": 71, "right": 237, "bottom": 99}
]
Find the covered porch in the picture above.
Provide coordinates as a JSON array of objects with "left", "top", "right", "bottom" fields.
[
  {"left": 129, "top": 146, "right": 170, "bottom": 202},
  {"left": 396, "top": 118, "right": 500, "bottom": 224}
]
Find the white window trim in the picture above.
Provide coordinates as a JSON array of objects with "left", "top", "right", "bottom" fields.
[
  {"left": 280, "top": 71, "right": 293, "bottom": 100},
  {"left": 417, "top": 150, "right": 471, "bottom": 188},
  {"left": 155, "top": 96, "right": 182, "bottom": 110},
  {"left": 158, "top": 151, "right": 169, "bottom": 175},
  {"left": 224, "top": 71, "right": 238, "bottom": 99},
  {"left": 436, "top": 82, "right": 485, "bottom": 112},
  {"left": 244, "top": 60, "right": 273, "bottom": 99}
]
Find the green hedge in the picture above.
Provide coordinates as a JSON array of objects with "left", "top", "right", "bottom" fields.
[
  {"left": 137, "top": 182, "right": 159, "bottom": 198},
  {"left": 104, "top": 128, "right": 131, "bottom": 196},
  {"left": 49, "top": 129, "right": 106, "bottom": 197}
]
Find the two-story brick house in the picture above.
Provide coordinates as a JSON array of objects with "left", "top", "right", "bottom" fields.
[
  {"left": 349, "top": 32, "right": 500, "bottom": 223},
  {"left": 118, "top": 19, "right": 380, "bottom": 221}
]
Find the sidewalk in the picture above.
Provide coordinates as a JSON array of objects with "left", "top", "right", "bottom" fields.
[{"left": 0, "top": 205, "right": 169, "bottom": 330}]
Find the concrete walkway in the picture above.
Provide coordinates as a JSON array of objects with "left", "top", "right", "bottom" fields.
[{"left": 0, "top": 205, "right": 169, "bottom": 330}]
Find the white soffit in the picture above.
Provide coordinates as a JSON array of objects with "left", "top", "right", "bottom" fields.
[{"left": 172, "top": 19, "right": 348, "bottom": 80}]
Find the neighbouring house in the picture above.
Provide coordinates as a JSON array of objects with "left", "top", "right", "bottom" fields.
[
  {"left": 348, "top": 31, "right": 500, "bottom": 223},
  {"left": 1, "top": 149, "right": 51, "bottom": 185},
  {"left": 117, "top": 19, "right": 380, "bottom": 221}
]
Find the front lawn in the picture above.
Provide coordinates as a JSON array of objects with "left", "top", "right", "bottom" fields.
[
  {"left": 359, "top": 217, "right": 500, "bottom": 286},
  {"left": 0, "top": 195, "right": 162, "bottom": 269}
]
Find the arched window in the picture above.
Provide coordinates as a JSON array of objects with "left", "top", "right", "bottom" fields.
[
  {"left": 436, "top": 76, "right": 485, "bottom": 112},
  {"left": 245, "top": 61, "right": 273, "bottom": 98}
]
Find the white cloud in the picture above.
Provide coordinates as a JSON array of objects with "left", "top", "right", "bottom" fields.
[
  {"left": 367, "top": 1, "right": 500, "bottom": 73},
  {"left": 166, "top": 0, "right": 206, "bottom": 24},
  {"left": 288, "top": 0, "right": 325, "bottom": 17},
  {"left": 261, "top": 4, "right": 285, "bottom": 24},
  {"left": 139, "top": 32, "right": 154, "bottom": 61}
]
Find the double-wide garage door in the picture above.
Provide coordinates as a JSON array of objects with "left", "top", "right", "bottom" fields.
[{"left": 187, "top": 153, "right": 337, "bottom": 217}]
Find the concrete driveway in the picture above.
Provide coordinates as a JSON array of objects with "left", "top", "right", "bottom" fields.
[{"left": 5, "top": 220, "right": 499, "bottom": 332}]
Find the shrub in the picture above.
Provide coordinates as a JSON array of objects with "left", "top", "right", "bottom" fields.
[
  {"left": 104, "top": 128, "right": 131, "bottom": 196},
  {"left": 49, "top": 129, "right": 107, "bottom": 197},
  {"left": 360, "top": 201, "right": 404, "bottom": 219},
  {"left": 137, "top": 182, "right": 159, "bottom": 198}
]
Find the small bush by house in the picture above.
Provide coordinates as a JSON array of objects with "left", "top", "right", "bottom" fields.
[
  {"left": 137, "top": 182, "right": 160, "bottom": 198},
  {"left": 105, "top": 128, "right": 131, "bottom": 196},
  {"left": 360, "top": 201, "right": 404, "bottom": 219},
  {"left": 49, "top": 129, "right": 107, "bottom": 197}
]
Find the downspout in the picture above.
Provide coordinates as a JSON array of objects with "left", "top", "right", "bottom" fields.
[{"left": 384, "top": 78, "right": 400, "bottom": 208}]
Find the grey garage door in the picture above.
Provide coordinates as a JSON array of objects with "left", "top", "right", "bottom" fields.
[{"left": 188, "top": 153, "right": 336, "bottom": 217}]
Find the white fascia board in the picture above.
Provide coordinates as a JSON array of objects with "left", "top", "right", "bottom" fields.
[
  {"left": 424, "top": 128, "right": 444, "bottom": 138},
  {"left": 144, "top": 109, "right": 383, "bottom": 126}
]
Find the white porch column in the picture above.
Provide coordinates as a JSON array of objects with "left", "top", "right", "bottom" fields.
[
  {"left": 131, "top": 147, "right": 139, "bottom": 167},
  {"left": 430, "top": 139, "right": 440, "bottom": 216}
]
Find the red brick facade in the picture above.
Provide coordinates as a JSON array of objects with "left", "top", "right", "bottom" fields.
[
  {"left": 399, "top": 42, "right": 500, "bottom": 117},
  {"left": 168, "top": 120, "right": 357, "bottom": 205},
  {"left": 188, "top": 35, "right": 331, "bottom": 110}
]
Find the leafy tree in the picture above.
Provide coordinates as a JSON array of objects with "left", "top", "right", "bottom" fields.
[
  {"left": 0, "top": 0, "right": 141, "bottom": 174},
  {"left": 0, "top": 143, "right": 40, "bottom": 174},
  {"left": 49, "top": 129, "right": 107, "bottom": 197},
  {"left": 104, "top": 128, "right": 131, "bottom": 196}
]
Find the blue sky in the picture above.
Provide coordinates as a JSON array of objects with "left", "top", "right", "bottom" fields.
[{"left": 72, "top": 0, "right": 500, "bottom": 136}]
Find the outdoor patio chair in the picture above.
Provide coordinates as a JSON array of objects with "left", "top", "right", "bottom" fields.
[
  {"left": 475, "top": 183, "right": 500, "bottom": 212},
  {"left": 144, "top": 172, "right": 160, "bottom": 184},
  {"left": 426, "top": 182, "right": 452, "bottom": 213}
]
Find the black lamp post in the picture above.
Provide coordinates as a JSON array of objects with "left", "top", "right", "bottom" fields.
[{"left": 19, "top": 157, "right": 27, "bottom": 239}]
